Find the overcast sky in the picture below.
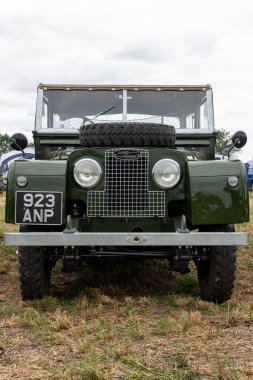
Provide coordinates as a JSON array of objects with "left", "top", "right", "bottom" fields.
[{"left": 1, "top": 0, "right": 253, "bottom": 161}]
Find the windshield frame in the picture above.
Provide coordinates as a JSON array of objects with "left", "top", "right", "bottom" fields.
[{"left": 35, "top": 86, "right": 215, "bottom": 134}]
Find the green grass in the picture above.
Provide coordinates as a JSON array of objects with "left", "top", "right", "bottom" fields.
[
  {"left": 51, "top": 358, "right": 109, "bottom": 380},
  {"left": 0, "top": 193, "right": 253, "bottom": 379},
  {"left": 122, "top": 354, "right": 200, "bottom": 380}
]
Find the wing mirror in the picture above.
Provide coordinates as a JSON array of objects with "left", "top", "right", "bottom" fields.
[
  {"left": 10, "top": 133, "right": 28, "bottom": 152},
  {"left": 232, "top": 130, "right": 247, "bottom": 148},
  {"left": 227, "top": 130, "right": 247, "bottom": 157}
]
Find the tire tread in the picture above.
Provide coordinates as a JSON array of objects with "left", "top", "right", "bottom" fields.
[
  {"left": 79, "top": 122, "right": 176, "bottom": 147},
  {"left": 197, "top": 224, "right": 237, "bottom": 303}
]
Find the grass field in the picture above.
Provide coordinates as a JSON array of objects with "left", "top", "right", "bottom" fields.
[{"left": 0, "top": 194, "right": 253, "bottom": 379}]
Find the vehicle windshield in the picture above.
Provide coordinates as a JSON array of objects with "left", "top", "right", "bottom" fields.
[{"left": 35, "top": 88, "right": 214, "bottom": 133}]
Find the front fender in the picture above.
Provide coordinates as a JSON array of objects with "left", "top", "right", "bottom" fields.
[
  {"left": 5, "top": 159, "right": 67, "bottom": 224},
  {"left": 185, "top": 160, "right": 249, "bottom": 225}
]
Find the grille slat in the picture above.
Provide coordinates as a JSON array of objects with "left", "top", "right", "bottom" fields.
[{"left": 88, "top": 149, "right": 165, "bottom": 217}]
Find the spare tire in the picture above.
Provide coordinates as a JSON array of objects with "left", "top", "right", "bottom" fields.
[{"left": 79, "top": 122, "right": 176, "bottom": 148}]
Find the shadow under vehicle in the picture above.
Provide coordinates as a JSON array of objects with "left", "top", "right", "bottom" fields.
[{"left": 4, "top": 84, "right": 249, "bottom": 303}]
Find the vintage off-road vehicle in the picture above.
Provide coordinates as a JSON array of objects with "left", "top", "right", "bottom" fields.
[{"left": 4, "top": 84, "right": 249, "bottom": 302}]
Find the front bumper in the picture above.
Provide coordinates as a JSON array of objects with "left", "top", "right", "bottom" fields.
[{"left": 4, "top": 231, "right": 248, "bottom": 246}]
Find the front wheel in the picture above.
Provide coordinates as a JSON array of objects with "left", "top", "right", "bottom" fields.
[
  {"left": 18, "top": 246, "right": 54, "bottom": 301},
  {"left": 196, "top": 224, "right": 237, "bottom": 303}
]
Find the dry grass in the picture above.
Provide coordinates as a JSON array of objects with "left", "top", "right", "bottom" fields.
[{"left": 0, "top": 193, "right": 253, "bottom": 379}]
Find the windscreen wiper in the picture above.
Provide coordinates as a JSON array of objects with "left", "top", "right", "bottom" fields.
[{"left": 87, "top": 105, "right": 116, "bottom": 124}]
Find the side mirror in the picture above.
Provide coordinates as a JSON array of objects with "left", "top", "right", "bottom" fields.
[
  {"left": 10, "top": 133, "right": 28, "bottom": 151},
  {"left": 232, "top": 130, "right": 247, "bottom": 149}
]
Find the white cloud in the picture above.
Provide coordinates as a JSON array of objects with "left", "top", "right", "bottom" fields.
[{"left": 0, "top": 0, "right": 253, "bottom": 160}]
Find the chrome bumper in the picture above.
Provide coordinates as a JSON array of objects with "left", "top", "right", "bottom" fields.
[{"left": 4, "top": 231, "right": 248, "bottom": 246}]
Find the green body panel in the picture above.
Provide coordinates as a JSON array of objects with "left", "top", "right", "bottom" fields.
[
  {"left": 5, "top": 160, "right": 67, "bottom": 223},
  {"left": 186, "top": 160, "right": 249, "bottom": 225},
  {"left": 65, "top": 147, "right": 187, "bottom": 233},
  {"left": 5, "top": 149, "right": 249, "bottom": 230}
]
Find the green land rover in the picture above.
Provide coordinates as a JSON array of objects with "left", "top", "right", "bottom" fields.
[{"left": 4, "top": 84, "right": 249, "bottom": 302}]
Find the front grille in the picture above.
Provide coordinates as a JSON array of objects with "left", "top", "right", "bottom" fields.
[
  {"left": 106, "top": 149, "right": 148, "bottom": 211},
  {"left": 87, "top": 149, "right": 165, "bottom": 217}
]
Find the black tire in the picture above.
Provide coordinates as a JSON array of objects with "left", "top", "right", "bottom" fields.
[
  {"left": 19, "top": 246, "right": 52, "bottom": 300},
  {"left": 196, "top": 224, "right": 237, "bottom": 303},
  {"left": 18, "top": 226, "right": 54, "bottom": 300},
  {"left": 79, "top": 122, "right": 176, "bottom": 147}
]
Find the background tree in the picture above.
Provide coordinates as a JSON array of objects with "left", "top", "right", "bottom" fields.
[
  {"left": 216, "top": 128, "right": 241, "bottom": 159},
  {"left": 0, "top": 133, "right": 11, "bottom": 154}
]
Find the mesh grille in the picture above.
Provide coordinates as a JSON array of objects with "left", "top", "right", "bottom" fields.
[{"left": 87, "top": 149, "right": 165, "bottom": 217}]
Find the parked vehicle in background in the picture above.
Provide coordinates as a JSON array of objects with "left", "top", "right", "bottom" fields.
[
  {"left": 0, "top": 148, "right": 35, "bottom": 189},
  {"left": 4, "top": 84, "right": 249, "bottom": 303},
  {"left": 245, "top": 161, "right": 253, "bottom": 190}
]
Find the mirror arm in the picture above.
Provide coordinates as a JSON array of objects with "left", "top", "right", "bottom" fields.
[{"left": 227, "top": 138, "right": 240, "bottom": 158}]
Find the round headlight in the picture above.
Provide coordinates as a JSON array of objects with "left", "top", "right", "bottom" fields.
[
  {"left": 152, "top": 159, "right": 180, "bottom": 189},
  {"left": 74, "top": 158, "right": 102, "bottom": 188}
]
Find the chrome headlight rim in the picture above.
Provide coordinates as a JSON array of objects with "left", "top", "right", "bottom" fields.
[
  {"left": 152, "top": 159, "right": 181, "bottom": 189},
  {"left": 74, "top": 158, "right": 102, "bottom": 189}
]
